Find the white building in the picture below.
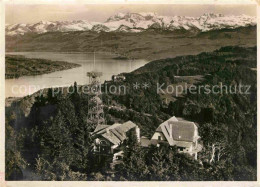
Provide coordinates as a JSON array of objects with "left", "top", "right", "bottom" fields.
[{"left": 150, "top": 116, "right": 201, "bottom": 159}]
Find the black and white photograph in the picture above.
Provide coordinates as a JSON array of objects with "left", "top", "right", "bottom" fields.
[{"left": 1, "top": 0, "right": 258, "bottom": 185}]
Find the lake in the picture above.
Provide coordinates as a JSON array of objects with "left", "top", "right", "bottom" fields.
[{"left": 5, "top": 52, "right": 149, "bottom": 98}]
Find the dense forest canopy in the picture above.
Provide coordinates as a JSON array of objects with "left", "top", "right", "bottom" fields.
[{"left": 6, "top": 46, "right": 256, "bottom": 181}]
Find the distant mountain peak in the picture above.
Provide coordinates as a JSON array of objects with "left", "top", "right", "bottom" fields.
[
  {"left": 6, "top": 12, "right": 256, "bottom": 36},
  {"left": 202, "top": 13, "right": 224, "bottom": 18},
  {"left": 105, "top": 12, "right": 158, "bottom": 23}
]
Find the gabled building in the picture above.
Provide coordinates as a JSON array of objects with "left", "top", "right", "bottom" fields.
[
  {"left": 150, "top": 116, "right": 201, "bottom": 159},
  {"left": 91, "top": 121, "right": 140, "bottom": 155}
]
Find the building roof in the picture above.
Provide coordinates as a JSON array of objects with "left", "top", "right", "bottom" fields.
[
  {"left": 92, "top": 121, "right": 137, "bottom": 145},
  {"left": 140, "top": 136, "right": 151, "bottom": 147},
  {"left": 169, "top": 121, "right": 196, "bottom": 142},
  {"left": 93, "top": 124, "right": 110, "bottom": 133},
  {"left": 155, "top": 116, "right": 178, "bottom": 132},
  {"left": 174, "top": 140, "right": 193, "bottom": 148},
  {"left": 155, "top": 116, "right": 197, "bottom": 147}
]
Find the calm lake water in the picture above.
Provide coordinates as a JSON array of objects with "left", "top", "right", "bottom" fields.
[{"left": 5, "top": 52, "right": 149, "bottom": 98}]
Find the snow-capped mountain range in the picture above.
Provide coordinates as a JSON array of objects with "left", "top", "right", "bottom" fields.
[{"left": 6, "top": 12, "right": 256, "bottom": 36}]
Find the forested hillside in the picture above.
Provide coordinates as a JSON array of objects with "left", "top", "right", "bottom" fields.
[
  {"left": 5, "top": 55, "right": 80, "bottom": 79},
  {"left": 6, "top": 46, "right": 256, "bottom": 180}
]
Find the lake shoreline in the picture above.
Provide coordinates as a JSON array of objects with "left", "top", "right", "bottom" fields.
[
  {"left": 5, "top": 52, "right": 148, "bottom": 98},
  {"left": 5, "top": 55, "right": 81, "bottom": 79}
]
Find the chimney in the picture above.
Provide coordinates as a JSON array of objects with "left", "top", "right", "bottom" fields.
[
  {"left": 135, "top": 126, "right": 140, "bottom": 142},
  {"left": 169, "top": 122, "right": 173, "bottom": 139}
]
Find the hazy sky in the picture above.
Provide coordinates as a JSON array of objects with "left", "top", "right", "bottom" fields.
[{"left": 6, "top": 4, "right": 256, "bottom": 24}]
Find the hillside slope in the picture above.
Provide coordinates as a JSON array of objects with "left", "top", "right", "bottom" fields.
[
  {"left": 6, "top": 46, "right": 256, "bottom": 180},
  {"left": 6, "top": 26, "right": 256, "bottom": 61}
]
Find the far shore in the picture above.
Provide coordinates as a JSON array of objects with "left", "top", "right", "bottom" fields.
[{"left": 5, "top": 55, "right": 81, "bottom": 79}]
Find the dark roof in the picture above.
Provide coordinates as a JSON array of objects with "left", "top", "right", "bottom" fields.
[
  {"left": 155, "top": 116, "right": 197, "bottom": 147},
  {"left": 169, "top": 121, "right": 195, "bottom": 142},
  {"left": 92, "top": 121, "right": 137, "bottom": 145}
]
